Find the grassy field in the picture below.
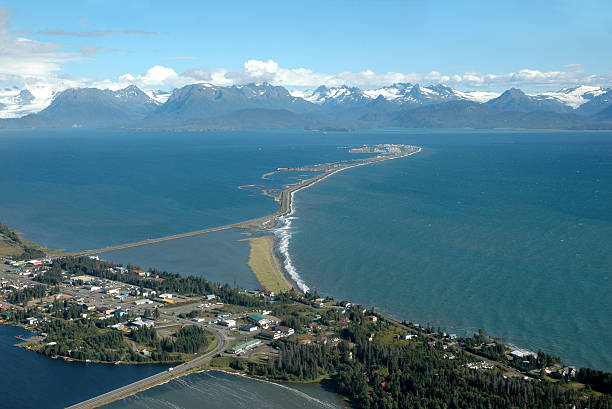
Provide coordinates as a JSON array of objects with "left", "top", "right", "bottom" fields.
[
  {"left": 0, "top": 237, "right": 23, "bottom": 257},
  {"left": 0, "top": 222, "right": 62, "bottom": 258},
  {"left": 244, "top": 236, "right": 291, "bottom": 294}
]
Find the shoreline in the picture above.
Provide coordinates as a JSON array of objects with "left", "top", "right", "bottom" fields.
[
  {"left": 278, "top": 146, "right": 422, "bottom": 218},
  {"left": 272, "top": 147, "right": 422, "bottom": 293}
]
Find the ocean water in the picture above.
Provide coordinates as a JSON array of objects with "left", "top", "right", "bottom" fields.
[
  {"left": 284, "top": 130, "right": 612, "bottom": 371},
  {"left": 0, "top": 324, "right": 167, "bottom": 409},
  {"left": 0, "top": 129, "right": 356, "bottom": 252},
  {"left": 104, "top": 371, "right": 345, "bottom": 409}
]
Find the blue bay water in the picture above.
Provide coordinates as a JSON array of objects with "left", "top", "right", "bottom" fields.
[
  {"left": 0, "top": 324, "right": 167, "bottom": 409},
  {"left": 0, "top": 129, "right": 357, "bottom": 252},
  {"left": 100, "top": 228, "right": 259, "bottom": 289},
  {"left": 286, "top": 129, "right": 612, "bottom": 371}
]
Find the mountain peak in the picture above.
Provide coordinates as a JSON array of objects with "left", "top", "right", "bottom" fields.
[
  {"left": 485, "top": 87, "right": 568, "bottom": 113},
  {"left": 14, "top": 89, "right": 35, "bottom": 105},
  {"left": 502, "top": 88, "right": 527, "bottom": 98}
]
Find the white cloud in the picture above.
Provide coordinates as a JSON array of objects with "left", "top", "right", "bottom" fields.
[
  {"left": 139, "top": 65, "right": 179, "bottom": 86},
  {"left": 0, "top": 7, "right": 81, "bottom": 80}
]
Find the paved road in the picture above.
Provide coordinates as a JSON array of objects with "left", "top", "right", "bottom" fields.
[{"left": 65, "top": 325, "right": 228, "bottom": 409}]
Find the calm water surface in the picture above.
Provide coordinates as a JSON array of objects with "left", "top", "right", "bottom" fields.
[
  {"left": 0, "top": 129, "right": 356, "bottom": 252},
  {"left": 100, "top": 228, "right": 258, "bottom": 288},
  {"left": 0, "top": 324, "right": 166, "bottom": 409}
]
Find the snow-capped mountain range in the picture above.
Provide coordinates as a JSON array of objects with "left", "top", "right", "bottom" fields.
[
  {"left": 1, "top": 82, "right": 611, "bottom": 130},
  {"left": 1, "top": 82, "right": 611, "bottom": 120},
  {"left": 291, "top": 83, "right": 500, "bottom": 106},
  {"left": 0, "top": 84, "right": 171, "bottom": 119},
  {"left": 289, "top": 83, "right": 612, "bottom": 110}
]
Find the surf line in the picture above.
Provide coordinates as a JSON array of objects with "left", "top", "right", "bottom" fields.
[{"left": 273, "top": 146, "right": 423, "bottom": 293}]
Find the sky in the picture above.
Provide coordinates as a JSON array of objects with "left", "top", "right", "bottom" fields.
[{"left": 1, "top": 0, "right": 611, "bottom": 96}]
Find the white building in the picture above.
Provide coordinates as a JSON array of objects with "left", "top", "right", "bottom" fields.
[
  {"left": 220, "top": 319, "right": 236, "bottom": 327},
  {"left": 130, "top": 318, "right": 155, "bottom": 328}
]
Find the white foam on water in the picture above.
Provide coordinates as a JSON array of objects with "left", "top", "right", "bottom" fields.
[
  {"left": 274, "top": 213, "right": 310, "bottom": 293},
  {"left": 273, "top": 147, "right": 422, "bottom": 295}
]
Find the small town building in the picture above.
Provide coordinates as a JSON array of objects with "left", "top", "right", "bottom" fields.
[
  {"left": 248, "top": 314, "right": 269, "bottom": 326},
  {"left": 259, "top": 330, "right": 281, "bottom": 340},
  {"left": 72, "top": 275, "right": 93, "bottom": 283},
  {"left": 220, "top": 319, "right": 236, "bottom": 327},
  {"left": 130, "top": 318, "right": 155, "bottom": 328},
  {"left": 228, "top": 339, "right": 261, "bottom": 354},
  {"left": 239, "top": 324, "right": 259, "bottom": 332},
  {"left": 274, "top": 326, "right": 295, "bottom": 336}
]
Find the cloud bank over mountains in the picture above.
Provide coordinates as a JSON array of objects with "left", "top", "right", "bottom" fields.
[{"left": 121, "top": 60, "right": 611, "bottom": 92}]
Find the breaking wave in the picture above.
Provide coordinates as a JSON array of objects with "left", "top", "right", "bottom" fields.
[{"left": 274, "top": 212, "right": 310, "bottom": 293}]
